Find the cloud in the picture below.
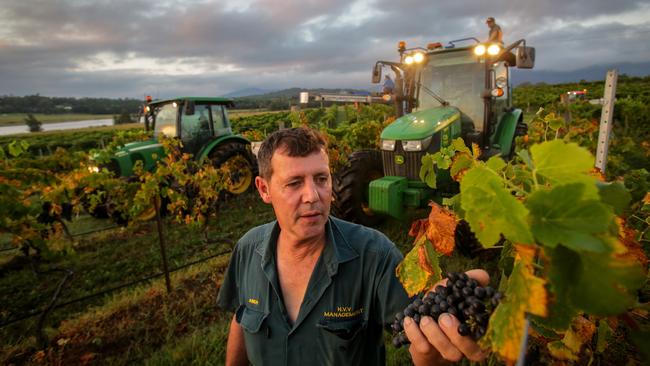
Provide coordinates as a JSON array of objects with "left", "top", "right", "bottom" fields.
[{"left": 0, "top": 0, "right": 649, "bottom": 97}]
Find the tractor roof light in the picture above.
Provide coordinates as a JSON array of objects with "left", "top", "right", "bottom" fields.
[
  {"left": 398, "top": 41, "right": 406, "bottom": 52},
  {"left": 413, "top": 52, "right": 425, "bottom": 63},
  {"left": 474, "top": 44, "right": 486, "bottom": 56},
  {"left": 487, "top": 44, "right": 501, "bottom": 56}
]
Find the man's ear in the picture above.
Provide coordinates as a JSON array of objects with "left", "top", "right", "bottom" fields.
[{"left": 256, "top": 176, "right": 272, "bottom": 204}]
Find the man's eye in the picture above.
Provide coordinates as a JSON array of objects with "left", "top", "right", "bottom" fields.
[
  {"left": 286, "top": 181, "right": 301, "bottom": 188},
  {"left": 316, "top": 176, "right": 330, "bottom": 185}
]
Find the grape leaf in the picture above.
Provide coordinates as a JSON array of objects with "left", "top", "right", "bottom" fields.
[
  {"left": 451, "top": 137, "right": 471, "bottom": 154},
  {"left": 450, "top": 152, "right": 474, "bottom": 181},
  {"left": 486, "top": 156, "right": 506, "bottom": 173},
  {"left": 548, "top": 117, "right": 565, "bottom": 131},
  {"left": 483, "top": 247, "right": 548, "bottom": 363},
  {"left": 533, "top": 246, "right": 579, "bottom": 330},
  {"left": 442, "top": 193, "right": 464, "bottom": 219},
  {"left": 547, "top": 316, "right": 596, "bottom": 361},
  {"left": 419, "top": 154, "right": 437, "bottom": 189},
  {"left": 546, "top": 245, "right": 645, "bottom": 316},
  {"left": 434, "top": 151, "right": 452, "bottom": 170},
  {"left": 597, "top": 181, "right": 631, "bottom": 216},
  {"left": 530, "top": 140, "right": 597, "bottom": 196},
  {"left": 516, "top": 149, "right": 534, "bottom": 170},
  {"left": 527, "top": 183, "right": 613, "bottom": 252},
  {"left": 461, "top": 166, "right": 534, "bottom": 246},
  {"left": 423, "top": 203, "right": 457, "bottom": 256},
  {"left": 396, "top": 235, "right": 441, "bottom": 297}
]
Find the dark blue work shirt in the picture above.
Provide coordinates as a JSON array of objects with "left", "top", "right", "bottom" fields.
[{"left": 217, "top": 216, "right": 410, "bottom": 365}]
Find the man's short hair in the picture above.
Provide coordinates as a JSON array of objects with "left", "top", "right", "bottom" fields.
[
  {"left": 257, "top": 127, "right": 327, "bottom": 179},
  {"left": 486, "top": 17, "right": 495, "bottom": 23}
]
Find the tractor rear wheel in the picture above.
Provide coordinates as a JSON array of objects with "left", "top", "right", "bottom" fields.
[
  {"left": 209, "top": 142, "right": 257, "bottom": 197},
  {"left": 332, "top": 149, "right": 385, "bottom": 226}
]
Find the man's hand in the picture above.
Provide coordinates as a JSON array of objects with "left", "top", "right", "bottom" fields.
[{"left": 404, "top": 269, "right": 490, "bottom": 365}]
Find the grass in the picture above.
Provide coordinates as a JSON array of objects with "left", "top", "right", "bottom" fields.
[{"left": 0, "top": 114, "right": 114, "bottom": 127}]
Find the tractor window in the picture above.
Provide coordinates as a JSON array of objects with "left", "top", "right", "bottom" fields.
[
  {"left": 418, "top": 52, "right": 485, "bottom": 131},
  {"left": 181, "top": 104, "right": 211, "bottom": 142},
  {"left": 153, "top": 103, "right": 178, "bottom": 138},
  {"left": 211, "top": 105, "right": 232, "bottom": 136}
]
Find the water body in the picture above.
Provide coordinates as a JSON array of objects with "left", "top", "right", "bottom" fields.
[{"left": 0, "top": 119, "right": 115, "bottom": 136}]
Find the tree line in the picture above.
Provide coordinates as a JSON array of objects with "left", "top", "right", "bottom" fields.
[{"left": 0, "top": 94, "right": 143, "bottom": 114}]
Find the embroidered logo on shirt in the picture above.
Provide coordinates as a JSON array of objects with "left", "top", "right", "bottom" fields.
[
  {"left": 323, "top": 306, "right": 364, "bottom": 318},
  {"left": 248, "top": 298, "right": 259, "bottom": 305}
]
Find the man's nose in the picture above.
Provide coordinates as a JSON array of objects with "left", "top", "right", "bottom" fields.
[{"left": 302, "top": 178, "right": 320, "bottom": 203}]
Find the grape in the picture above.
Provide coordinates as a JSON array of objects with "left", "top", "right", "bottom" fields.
[
  {"left": 390, "top": 271, "right": 504, "bottom": 348},
  {"left": 458, "top": 323, "right": 470, "bottom": 336}
]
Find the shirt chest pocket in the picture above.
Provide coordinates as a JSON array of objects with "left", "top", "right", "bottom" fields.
[
  {"left": 317, "top": 317, "right": 367, "bottom": 363},
  {"left": 237, "top": 305, "right": 269, "bottom": 334},
  {"left": 237, "top": 305, "right": 272, "bottom": 363}
]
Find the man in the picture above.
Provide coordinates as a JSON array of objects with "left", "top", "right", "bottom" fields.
[
  {"left": 382, "top": 75, "right": 395, "bottom": 94},
  {"left": 486, "top": 17, "right": 503, "bottom": 44},
  {"left": 217, "top": 127, "right": 486, "bottom": 365}
]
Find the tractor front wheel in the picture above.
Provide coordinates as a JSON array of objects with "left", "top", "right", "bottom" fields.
[
  {"left": 332, "top": 149, "right": 385, "bottom": 226},
  {"left": 209, "top": 142, "right": 257, "bottom": 197}
]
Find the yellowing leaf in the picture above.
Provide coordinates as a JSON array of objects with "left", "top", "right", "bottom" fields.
[
  {"left": 396, "top": 236, "right": 442, "bottom": 297},
  {"left": 424, "top": 203, "right": 457, "bottom": 256},
  {"left": 483, "top": 247, "right": 548, "bottom": 364},
  {"left": 547, "top": 316, "right": 596, "bottom": 361}
]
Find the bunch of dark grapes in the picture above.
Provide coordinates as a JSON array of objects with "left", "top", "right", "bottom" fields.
[{"left": 391, "top": 271, "right": 503, "bottom": 348}]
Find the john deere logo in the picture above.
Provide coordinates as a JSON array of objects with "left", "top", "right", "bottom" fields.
[{"left": 395, "top": 155, "right": 405, "bottom": 165}]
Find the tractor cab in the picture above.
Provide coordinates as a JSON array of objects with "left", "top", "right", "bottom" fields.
[
  {"left": 333, "top": 38, "right": 536, "bottom": 225},
  {"left": 146, "top": 97, "right": 235, "bottom": 156},
  {"left": 98, "top": 96, "right": 256, "bottom": 194}
]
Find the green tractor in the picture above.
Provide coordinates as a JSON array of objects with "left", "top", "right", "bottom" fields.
[
  {"left": 333, "top": 38, "right": 535, "bottom": 226},
  {"left": 87, "top": 96, "right": 257, "bottom": 220}
]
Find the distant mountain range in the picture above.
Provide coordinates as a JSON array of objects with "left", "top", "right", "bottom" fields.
[
  {"left": 221, "top": 87, "right": 276, "bottom": 98},
  {"left": 229, "top": 87, "right": 373, "bottom": 99},
  {"left": 511, "top": 61, "right": 650, "bottom": 85},
  {"left": 224, "top": 62, "right": 649, "bottom": 99}
]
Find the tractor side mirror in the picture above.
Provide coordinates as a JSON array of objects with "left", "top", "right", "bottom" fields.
[
  {"left": 372, "top": 64, "right": 382, "bottom": 84},
  {"left": 516, "top": 47, "right": 535, "bottom": 69},
  {"left": 184, "top": 100, "right": 195, "bottom": 115}
]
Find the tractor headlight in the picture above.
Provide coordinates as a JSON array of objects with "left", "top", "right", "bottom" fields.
[
  {"left": 404, "top": 55, "right": 414, "bottom": 65},
  {"left": 402, "top": 136, "right": 432, "bottom": 152},
  {"left": 487, "top": 44, "right": 501, "bottom": 56},
  {"left": 473, "top": 44, "right": 486, "bottom": 56},
  {"left": 381, "top": 139, "right": 396, "bottom": 151},
  {"left": 87, "top": 165, "right": 100, "bottom": 173},
  {"left": 413, "top": 52, "right": 425, "bottom": 63}
]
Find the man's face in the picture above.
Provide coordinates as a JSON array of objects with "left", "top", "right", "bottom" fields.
[{"left": 255, "top": 148, "right": 332, "bottom": 244}]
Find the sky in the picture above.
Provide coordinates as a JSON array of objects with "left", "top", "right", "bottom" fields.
[{"left": 1, "top": 0, "right": 649, "bottom": 99}]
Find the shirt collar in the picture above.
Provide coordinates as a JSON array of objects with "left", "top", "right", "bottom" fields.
[{"left": 255, "top": 217, "right": 359, "bottom": 276}]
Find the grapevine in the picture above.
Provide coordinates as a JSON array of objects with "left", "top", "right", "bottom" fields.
[{"left": 399, "top": 136, "right": 648, "bottom": 363}]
